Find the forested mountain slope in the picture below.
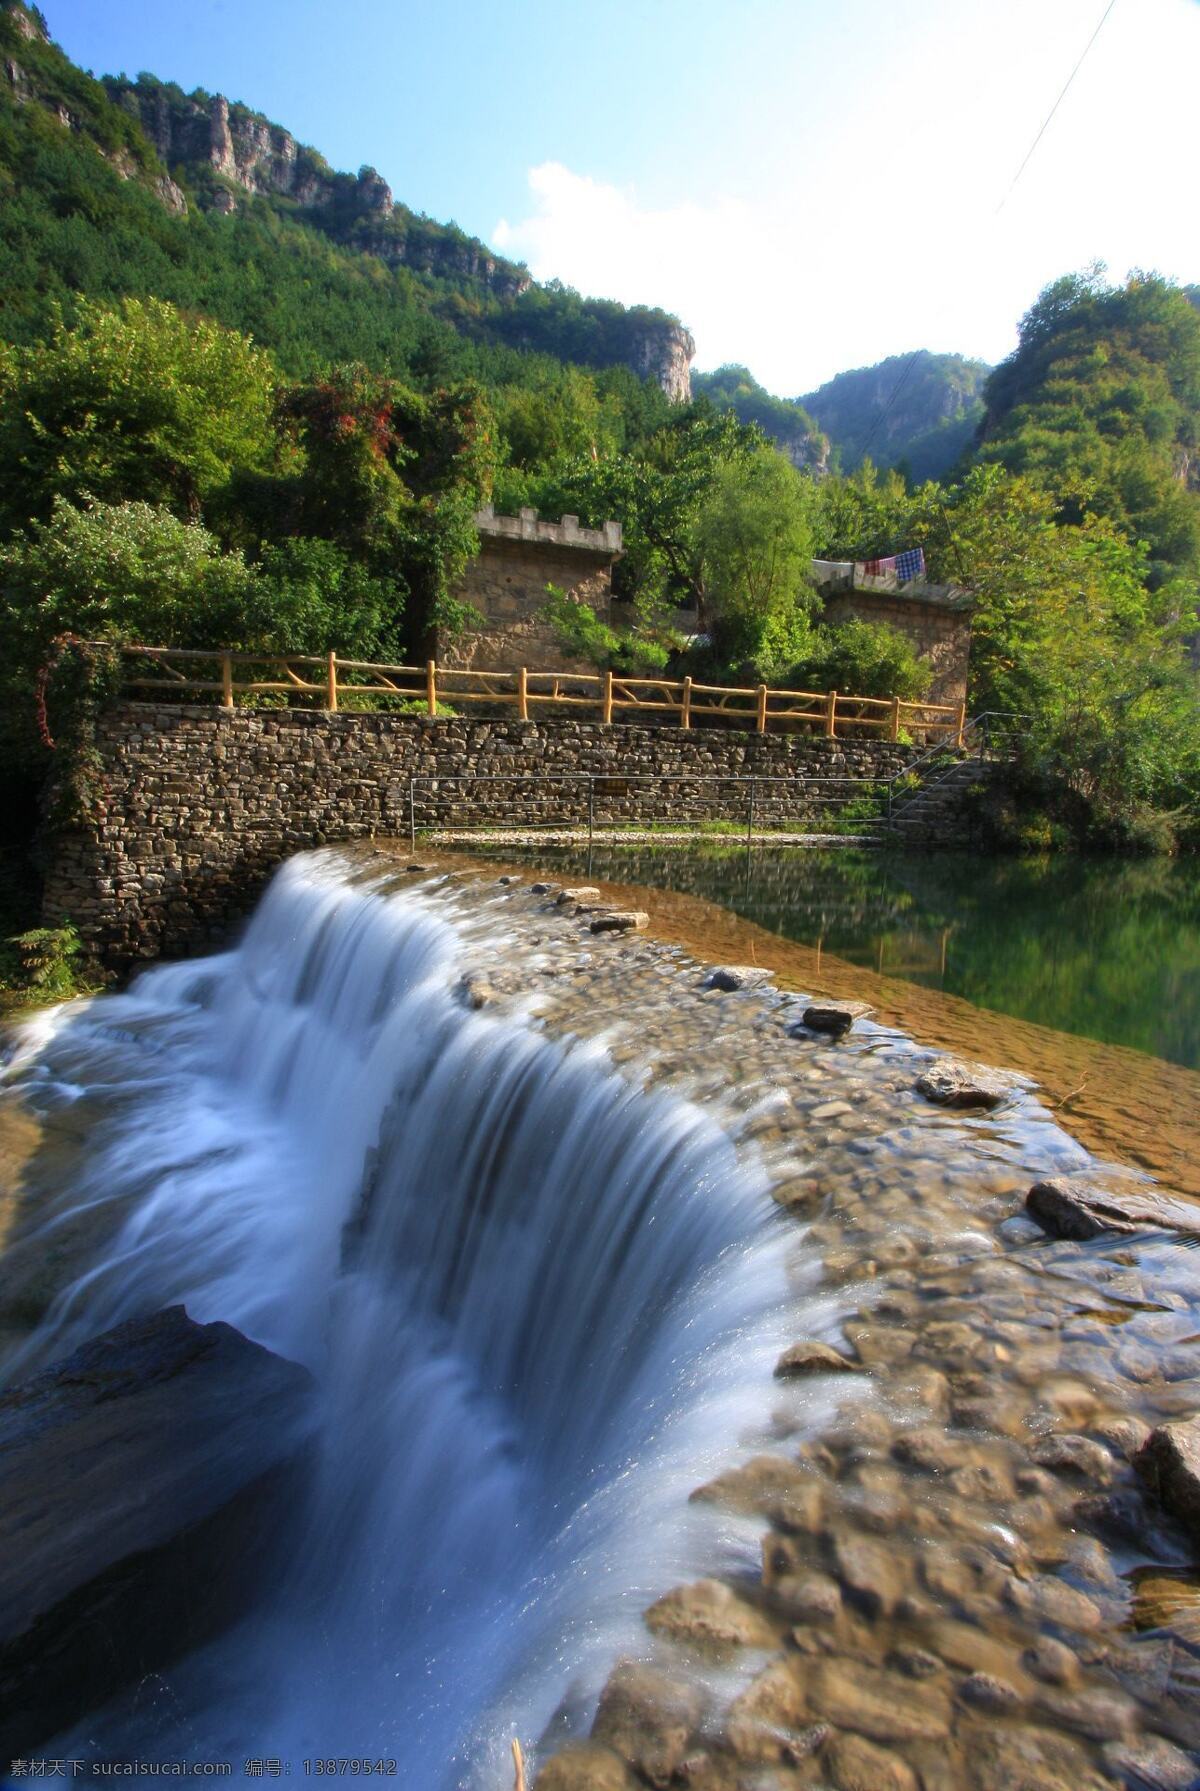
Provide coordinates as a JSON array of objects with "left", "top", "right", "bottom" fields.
[
  {"left": 799, "top": 351, "right": 991, "bottom": 482},
  {"left": 0, "top": 2, "right": 692, "bottom": 403}
]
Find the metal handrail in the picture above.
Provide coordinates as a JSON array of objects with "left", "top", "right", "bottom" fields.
[{"left": 405, "top": 770, "right": 891, "bottom": 853}]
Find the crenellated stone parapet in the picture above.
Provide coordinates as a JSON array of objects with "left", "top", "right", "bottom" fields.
[{"left": 474, "top": 507, "right": 622, "bottom": 555}]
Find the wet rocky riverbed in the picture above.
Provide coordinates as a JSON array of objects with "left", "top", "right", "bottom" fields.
[
  {"left": 353, "top": 853, "right": 1200, "bottom": 1790},
  {"left": 2, "top": 847, "right": 1200, "bottom": 1789}
]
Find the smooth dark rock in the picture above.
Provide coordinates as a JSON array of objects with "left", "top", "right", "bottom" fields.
[
  {"left": 1026, "top": 1176, "right": 1200, "bottom": 1242},
  {"left": 704, "top": 964, "right": 775, "bottom": 992},
  {"left": 914, "top": 1058, "right": 1014, "bottom": 1109},
  {"left": 0, "top": 1305, "right": 313, "bottom": 1755},
  {"left": 799, "top": 1000, "right": 873, "bottom": 1039}
]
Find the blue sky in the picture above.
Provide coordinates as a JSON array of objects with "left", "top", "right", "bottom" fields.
[{"left": 45, "top": 0, "right": 1198, "bottom": 394}]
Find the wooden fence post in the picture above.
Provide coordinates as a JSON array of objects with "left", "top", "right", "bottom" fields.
[
  {"left": 756, "top": 683, "right": 768, "bottom": 734},
  {"left": 426, "top": 658, "right": 437, "bottom": 717},
  {"left": 826, "top": 689, "right": 838, "bottom": 739},
  {"left": 518, "top": 665, "right": 529, "bottom": 721},
  {"left": 681, "top": 674, "right": 692, "bottom": 730},
  {"left": 326, "top": 650, "right": 338, "bottom": 712},
  {"left": 954, "top": 699, "right": 966, "bottom": 749},
  {"left": 890, "top": 695, "right": 901, "bottom": 742},
  {"left": 602, "top": 667, "right": 614, "bottom": 725},
  {"left": 221, "top": 654, "right": 233, "bottom": 709}
]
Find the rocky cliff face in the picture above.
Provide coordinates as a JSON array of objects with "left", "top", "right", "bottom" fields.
[
  {"left": 108, "top": 79, "right": 531, "bottom": 301},
  {"left": 626, "top": 319, "right": 695, "bottom": 403},
  {"left": 114, "top": 83, "right": 332, "bottom": 204}
]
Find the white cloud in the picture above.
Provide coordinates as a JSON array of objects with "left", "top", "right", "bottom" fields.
[
  {"left": 491, "top": 1, "right": 1200, "bottom": 397},
  {"left": 494, "top": 161, "right": 1016, "bottom": 396}
]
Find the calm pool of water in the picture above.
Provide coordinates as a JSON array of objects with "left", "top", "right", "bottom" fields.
[{"left": 480, "top": 844, "right": 1200, "bottom": 1071}]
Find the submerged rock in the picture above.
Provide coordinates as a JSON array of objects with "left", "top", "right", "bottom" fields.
[
  {"left": 1138, "top": 1419, "right": 1200, "bottom": 1543},
  {"left": 773, "top": 1339, "right": 861, "bottom": 1378},
  {"left": 825, "top": 1730, "right": 918, "bottom": 1791},
  {"left": 590, "top": 910, "right": 649, "bottom": 934},
  {"left": 914, "top": 1058, "right": 1014, "bottom": 1109},
  {"left": 1031, "top": 1432, "right": 1115, "bottom": 1485},
  {"left": 0, "top": 1305, "right": 313, "bottom": 1755},
  {"left": 704, "top": 964, "right": 775, "bottom": 992},
  {"left": 590, "top": 1659, "right": 704, "bottom": 1788},
  {"left": 1101, "top": 1734, "right": 1200, "bottom": 1790},
  {"left": 532, "top": 1743, "right": 640, "bottom": 1790},
  {"left": 556, "top": 886, "right": 601, "bottom": 906},
  {"left": 458, "top": 970, "right": 499, "bottom": 1009},
  {"left": 1026, "top": 1176, "right": 1200, "bottom": 1241},
  {"left": 643, "top": 1577, "right": 776, "bottom": 1652}
]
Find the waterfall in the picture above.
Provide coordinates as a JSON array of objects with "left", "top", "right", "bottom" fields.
[{"left": 3, "top": 854, "right": 823, "bottom": 1784}]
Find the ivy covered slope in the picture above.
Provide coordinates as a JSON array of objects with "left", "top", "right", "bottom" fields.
[
  {"left": 0, "top": 1, "right": 691, "bottom": 407},
  {"left": 799, "top": 350, "right": 991, "bottom": 482}
]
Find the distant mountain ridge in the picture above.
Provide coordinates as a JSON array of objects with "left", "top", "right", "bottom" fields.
[
  {"left": 0, "top": 1, "right": 989, "bottom": 467},
  {"left": 691, "top": 366, "right": 829, "bottom": 473},
  {"left": 800, "top": 351, "right": 991, "bottom": 483},
  {"left": 695, "top": 353, "right": 991, "bottom": 486}
]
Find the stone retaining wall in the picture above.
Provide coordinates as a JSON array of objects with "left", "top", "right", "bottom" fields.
[{"left": 42, "top": 706, "right": 926, "bottom": 966}]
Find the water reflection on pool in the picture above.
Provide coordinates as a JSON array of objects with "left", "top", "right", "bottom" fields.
[{"left": 476, "top": 844, "right": 1200, "bottom": 1071}]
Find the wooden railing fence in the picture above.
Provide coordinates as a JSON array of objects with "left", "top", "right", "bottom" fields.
[{"left": 107, "top": 644, "right": 967, "bottom": 744}]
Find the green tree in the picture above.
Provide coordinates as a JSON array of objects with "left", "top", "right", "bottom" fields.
[
  {"left": 693, "top": 446, "right": 819, "bottom": 673},
  {"left": 911, "top": 466, "right": 1200, "bottom": 843},
  {"left": 0, "top": 297, "right": 279, "bottom": 535}
]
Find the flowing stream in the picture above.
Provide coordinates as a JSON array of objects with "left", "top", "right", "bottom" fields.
[{"left": 3, "top": 855, "right": 821, "bottom": 1782}]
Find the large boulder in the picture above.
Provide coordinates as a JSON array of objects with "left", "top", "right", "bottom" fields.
[
  {"left": 1026, "top": 1176, "right": 1200, "bottom": 1242},
  {"left": 0, "top": 1305, "right": 313, "bottom": 1754}
]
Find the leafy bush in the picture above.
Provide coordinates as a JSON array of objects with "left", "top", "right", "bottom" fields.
[
  {"left": 0, "top": 497, "right": 258, "bottom": 658},
  {"left": 5, "top": 923, "right": 82, "bottom": 999},
  {"left": 789, "top": 619, "right": 932, "bottom": 701},
  {"left": 253, "top": 538, "right": 403, "bottom": 657},
  {"left": 540, "top": 583, "right": 670, "bottom": 673}
]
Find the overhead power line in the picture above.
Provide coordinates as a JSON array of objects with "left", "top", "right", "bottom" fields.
[
  {"left": 996, "top": 0, "right": 1120, "bottom": 214},
  {"left": 847, "top": 0, "right": 1120, "bottom": 476},
  {"left": 849, "top": 349, "right": 924, "bottom": 468}
]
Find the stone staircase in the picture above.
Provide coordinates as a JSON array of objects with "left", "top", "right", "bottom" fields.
[
  {"left": 888, "top": 757, "right": 989, "bottom": 845},
  {"left": 887, "top": 716, "right": 1021, "bottom": 846}
]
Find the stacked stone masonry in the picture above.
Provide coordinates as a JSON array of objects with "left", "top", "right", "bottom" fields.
[
  {"left": 44, "top": 707, "right": 926, "bottom": 968},
  {"left": 822, "top": 589, "right": 972, "bottom": 709},
  {"left": 439, "top": 509, "right": 623, "bottom": 674}
]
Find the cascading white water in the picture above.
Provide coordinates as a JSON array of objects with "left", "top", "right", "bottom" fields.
[{"left": 3, "top": 854, "right": 839, "bottom": 1785}]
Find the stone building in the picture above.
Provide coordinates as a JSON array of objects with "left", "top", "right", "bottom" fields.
[
  {"left": 811, "top": 561, "right": 975, "bottom": 709},
  {"left": 437, "top": 507, "right": 623, "bottom": 673}
]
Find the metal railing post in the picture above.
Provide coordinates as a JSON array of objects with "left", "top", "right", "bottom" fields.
[
  {"left": 409, "top": 776, "right": 416, "bottom": 851},
  {"left": 746, "top": 775, "right": 756, "bottom": 852},
  {"left": 587, "top": 775, "right": 595, "bottom": 854}
]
